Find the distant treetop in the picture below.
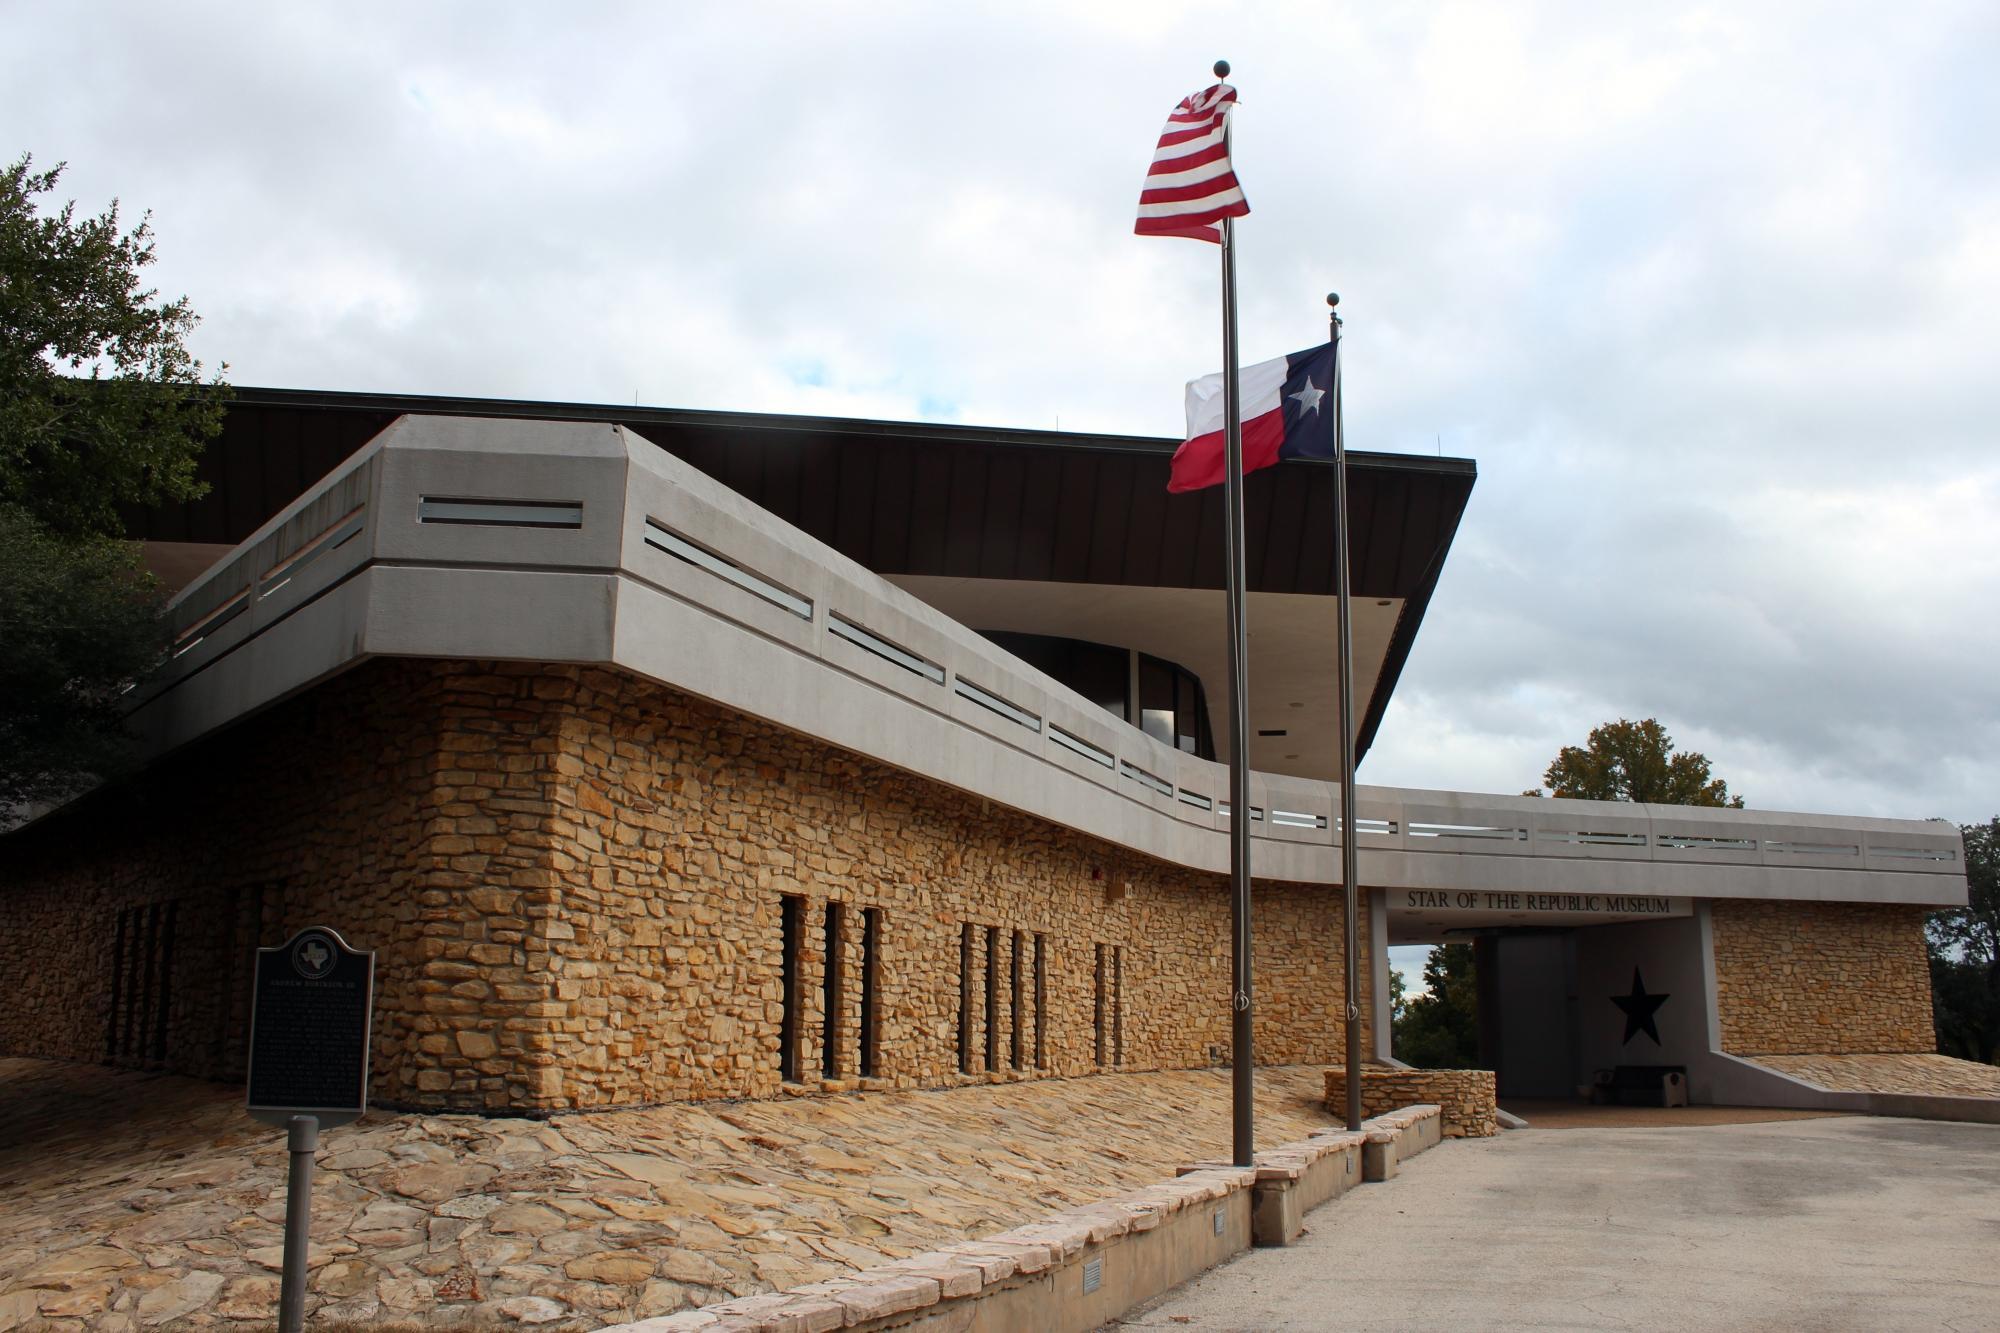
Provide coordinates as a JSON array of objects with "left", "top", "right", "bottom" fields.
[{"left": 1531, "top": 717, "right": 1745, "bottom": 808}]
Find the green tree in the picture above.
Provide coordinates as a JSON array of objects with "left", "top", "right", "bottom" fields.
[
  {"left": 0, "top": 508, "right": 170, "bottom": 808},
  {"left": 1528, "top": 717, "right": 1745, "bottom": 807},
  {"left": 1393, "top": 943, "right": 1484, "bottom": 1069},
  {"left": 0, "top": 154, "right": 223, "bottom": 810},
  {"left": 1929, "top": 818, "right": 1999, "bottom": 1064},
  {"left": 2, "top": 154, "right": 223, "bottom": 537}
]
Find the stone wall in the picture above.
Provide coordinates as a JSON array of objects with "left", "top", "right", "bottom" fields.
[
  {"left": 1710, "top": 899, "right": 1935, "bottom": 1055},
  {"left": 1323, "top": 1066, "right": 1497, "bottom": 1137},
  {"left": 0, "top": 659, "right": 1372, "bottom": 1113},
  {"left": 0, "top": 661, "right": 575, "bottom": 1108},
  {"left": 498, "top": 665, "right": 1370, "bottom": 1109}
]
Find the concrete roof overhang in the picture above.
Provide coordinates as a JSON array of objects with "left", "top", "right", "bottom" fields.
[{"left": 125, "top": 388, "right": 1477, "bottom": 772}]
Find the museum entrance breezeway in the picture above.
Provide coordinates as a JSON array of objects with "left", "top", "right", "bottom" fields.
[{"left": 1386, "top": 888, "right": 1709, "bottom": 1103}]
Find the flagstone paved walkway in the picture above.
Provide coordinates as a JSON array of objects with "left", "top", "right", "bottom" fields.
[{"left": 0, "top": 1057, "right": 1343, "bottom": 1330}]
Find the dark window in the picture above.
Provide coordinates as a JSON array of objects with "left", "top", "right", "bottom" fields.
[
  {"left": 1034, "top": 934, "right": 1048, "bottom": 1070},
  {"left": 980, "top": 631, "right": 1129, "bottom": 721},
  {"left": 107, "top": 899, "right": 180, "bottom": 1069},
  {"left": 821, "top": 903, "right": 845, "bottom": 1079},
  {"left": 1139, "top": 654, "right": 1176, "bottom": 747},
  {"left": 1094, "top": 944, "right": 1108, "bottom": 1067},
  {"left": 780, "top": 896, "right": 803, "bottom": 1082},
  {"left": 860, "top": 908, "right": 882, "bottom": 1078},
  {"left": 958, "top": 924, "right": 975, "bottom": 1074},
  {"left": 1174, "top": 666, "right": 1214, "bottom": 757},
  {"left": 977, "top": 632, "right": 1214, "bottom": 760},
  {"left": 1113, "top": 945, "right": 1126, "bottom": 1066},
  {"left": 984, "top": 925, "right": 1001, "bottom": 1073},
  {"left": 152, "top": 900, "right": 178, "bottom": 1064},
  {"left": 105, "top": 908, "right": 129, "bottom": 1062},
  {"left": 1010, "top": 930, "right": 1026, "bottom": 1070}
]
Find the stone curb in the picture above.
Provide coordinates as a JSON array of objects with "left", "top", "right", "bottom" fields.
[{"left": 600, "top": 1104, "right": 1444, "bottom": 1333}]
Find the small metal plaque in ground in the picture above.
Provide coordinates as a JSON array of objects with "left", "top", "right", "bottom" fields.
[{"left": 246, "top": 927, "right": 375, "bottom": 1129}]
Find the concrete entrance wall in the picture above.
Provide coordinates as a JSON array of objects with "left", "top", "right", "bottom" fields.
[{"left": 1574, "top": 915, "right": 1713, "bottom": 1095}]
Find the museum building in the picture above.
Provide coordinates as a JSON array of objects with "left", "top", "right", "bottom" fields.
[{"left": 0, "top": 389, "right": 1968, "bottom": 1115}]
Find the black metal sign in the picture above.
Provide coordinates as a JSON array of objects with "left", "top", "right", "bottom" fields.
[{"left": 246, "top": 927, "right": 375, "bottom": 1128}]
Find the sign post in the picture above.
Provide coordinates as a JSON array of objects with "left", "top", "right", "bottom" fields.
[{"left": 246, "top": 927, "right": 375, "bottom": 1333}]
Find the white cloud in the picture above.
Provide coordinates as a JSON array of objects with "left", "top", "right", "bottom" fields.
[{"left": 6, "top": 0, "right": 1995, "bottom": 822}]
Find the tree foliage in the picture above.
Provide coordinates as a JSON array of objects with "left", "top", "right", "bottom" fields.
[
  {"left": 1929, "top": 818, "right": 1999, "bottom": 1064},
  {"left": 1530, "top": 717, "right": 1744, "bottom": 807},
  {"left": 1, "top": 154, "right": 222, "bottom": 539},
  {"left": 0, "top": 506, "right": 170, "bottom": 808},
  {"left": 0, "top": 154, "right": 222, "bottom": 811},
  {"left": 1392, "top": 942, "right": 1485, "bottom": 1069}
]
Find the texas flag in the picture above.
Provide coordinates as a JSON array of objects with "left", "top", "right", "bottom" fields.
[{"left": 1166, "top": 342, "right": 1336, "bottom": 493}]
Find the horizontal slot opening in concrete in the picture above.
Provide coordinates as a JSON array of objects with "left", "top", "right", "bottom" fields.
[
  {"left": 260, "top": 507, "right": 365, "bottom": 597},
  {"left": 1050, "top": 725, "right": 1114, "bottom": 768},
  {"left": 1218, "top": 802, "right": 1265, "bottom": 822},
  {"left": 829, "top": 614, "right": 946, "bottom": 683},
  {"left": 1120, "top": 760, "right": 1173, "bottom": 797},
  {"left": 1408, "top": 821, "right": 1526, "bottom": 842},
  {"left": 171, "top": 589, "right": 249, "bottom": 657},
  {"left": 644, "top": 518, "right": 813, "bottom": 619},
  {"left": 1538, "top": 828, "right": 1648, "bottom": 846},
  {"left": 952, "top": 675, "right": 1040, "bottom": 730},
  {"left": 1872, "top": 845, "right": 1958, "bottom": 862},
  {"left": 1178, "top": 789, "right": 1214, "bottom": 811},
  {"left": 1271, "top": 809, "right": 1327, "bottom": 829},
  {"left": 418, "top": 496, "right": 584, "bottom": 528},
  {"left": 1765, "top": 840, "right": 1860, "bottom": 857},
  {"left": 1351, "top": 816, "right": 1400, "bottom": 836},
  {"left": 1656, "top": 833, "right": 1758, "bottom": 851}
]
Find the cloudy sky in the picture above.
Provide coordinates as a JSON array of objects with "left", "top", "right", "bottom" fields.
[{"left": 9, "top": 2, "right": 1997, "bottom": 850}]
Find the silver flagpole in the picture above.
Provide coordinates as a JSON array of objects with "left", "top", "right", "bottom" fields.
[
  {"left": 1329, "top": 293, "right": 1362, "bottom": 1132},
  {"left": 1215, "top": 58, "right": 1255, "bottom": 1169}
]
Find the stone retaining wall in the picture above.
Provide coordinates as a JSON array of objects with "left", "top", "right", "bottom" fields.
[
  {"left": 0, "top": 659, "right": 1372, "bottom": 1113},
  {"left": 1323, "top": 1066, "right": 1497, "bottom": 1137},
  {"left": 1710, "top": 900, "right": 1934, "bottom": 1055}
]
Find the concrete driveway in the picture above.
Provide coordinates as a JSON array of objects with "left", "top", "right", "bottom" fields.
[{"left": 1118, "top": 1116, "right": 2000, "bottom": 1331}]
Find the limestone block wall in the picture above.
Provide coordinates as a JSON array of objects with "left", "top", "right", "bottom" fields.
[
  {"left": 0, "top": 660, "right": 573, "bottom": 1109},
  {"left": 1710, "top": 899, "right": 1935, "bottom": 1055},
  {"left": 0, "top": 659, "right": 1371, "bottom": 1114},
  {"left": 1323, "top": 1067, "right": 1498, "bottom": 1138},
  {"left": 524, "top": 666, "right": 1370, "bottom": 1109}
]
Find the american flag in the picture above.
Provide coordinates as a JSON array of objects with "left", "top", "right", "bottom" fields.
[{"left": 1134, "top": 82, "right": 1249, "bottom": 243}]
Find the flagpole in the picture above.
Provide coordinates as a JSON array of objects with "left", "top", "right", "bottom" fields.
[
  {"left": 1329, "top": 292, "right": 1362, "bottom": 1132},
  {"left": 1215, "top": 58, "right": 1255, "bottom": 1169}
]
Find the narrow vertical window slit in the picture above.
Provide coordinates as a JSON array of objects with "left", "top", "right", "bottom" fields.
[
  {"left": 1034, "top": 934, "right": 1048, "bottom": 1070},
  {"left": 860, "top": 907, "right": 882, "bottom": 1079},
  {"left": 822, "top": 903, "right": 845, "bottom": 1079},
  {"left": 779, "top": 895, "right": 803, "bottom": 1082},
  {"left": 1094, "top": 943, "right": 1108, "bottom": 1067},
  {"left": 958, "top": 923, "right": 975, "bottom": 1074},
  {"left": 984, "top": 925, "right": 1001, "bottom": 1074}
]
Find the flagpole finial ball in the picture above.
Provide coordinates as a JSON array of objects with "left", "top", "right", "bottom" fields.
[
  {"left": 1326, "top": 292, "right": 1340, "bottom": 309},
  {"left": 1213, "top": 60, "right": 1230, "bottom": 78}
]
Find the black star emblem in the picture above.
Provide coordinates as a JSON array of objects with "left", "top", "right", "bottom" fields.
[{"left": 1611, "top": 967, "right": 1669, "bottom": 1046}]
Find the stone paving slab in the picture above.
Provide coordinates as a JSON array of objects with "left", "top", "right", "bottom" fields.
[
  {"left": 1748, "top": 1051, "right": 2000, "bottom": 1097},
  {"left": 0, "top": 1058, "right": 1342, "bottom": 1330}
]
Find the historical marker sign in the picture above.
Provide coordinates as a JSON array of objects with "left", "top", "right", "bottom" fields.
[{"left": 247, "top": 927, "right": 375, "bottom": 1129}]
